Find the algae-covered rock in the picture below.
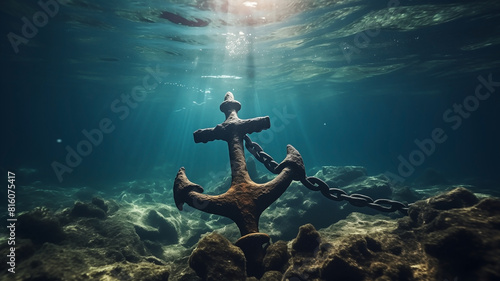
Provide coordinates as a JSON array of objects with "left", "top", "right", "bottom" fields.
[
  {"left": 84, "top": 261, "right": 170, "bottom": 281},
  {"left": 17, "top": 207, "right": 65, "bottom": 244},
  {"left": 397, "top": 187, "right": 500, "bottom": 279},
  {"left": 91, "top": 196, "right": 109, "bottom": 212},
  {"left": 291, "top": 223, "right": 321, "bottom": 257},
  {"left": 260, "top": 270, "right": 283, "bottom": 281},
  {"left": 342, "top": 174, "right": 392, "bottom": 200},
  {"left": 144, "top": 209, "right": 178, "bottom": 245},
  {"left": 71, "top": 201, "right": 107, "bottom": 219},
  {"left": 284, "top": 224, "right": 323, "bottom": 280},
  {"left": 278, "top": 187, "right": 500, "bottom": 280},
  {"left": 189, "top": 232, "right": 247, "bottom": 281},
  {"left": 3, "top": 182, "right": 500, "bottom": 281},
  {"left": 315, "top": 166, "right": 366, "bottom": 187},
  {"left": 262, "top": 240, "right": 289, "bottom": 272},
  {"left": 427, "top": 186, "right": 478, "bottom": 210}
]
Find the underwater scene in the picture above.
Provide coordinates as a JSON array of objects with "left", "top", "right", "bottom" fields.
[{"left": 1, "top": 0, "right": 500, "bottom": 280}]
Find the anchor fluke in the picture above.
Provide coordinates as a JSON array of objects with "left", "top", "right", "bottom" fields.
[
  {"left": 275, "top": 145, "right": 306, "bottom": 181},
  {"left": 173, "top": 167, "right": 204, "bottom": 211}
]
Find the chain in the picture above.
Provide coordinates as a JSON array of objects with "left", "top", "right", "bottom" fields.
[
  {"left": 243, "top": 135, "right": 280, "bottom": 174},
  {"left": 243, "top": 135, "right": 409, "bottom": 215}
]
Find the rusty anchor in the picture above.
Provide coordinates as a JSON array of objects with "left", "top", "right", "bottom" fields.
[{"left": 174, "top": 92, "right": 305, "bottom": 277}]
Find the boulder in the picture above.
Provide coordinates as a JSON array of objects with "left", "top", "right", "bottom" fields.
[
  {"left": 189, "top": 232, "right": 247, "bottom": 281},
  {"left": 262, "top": 240, "right": 289, "bottom": 272},
  {"left": 260, "top": 270, "right": 283, "bottom": 281},
  {"left": 291, "top": 224, "right": 321, "bottom": 257},
  {"left": 91, "top": 196, "right": 109, "bottom": 212},
  {"left": 398, "top": 187, "right": 500, "bottom": 279},
  {"left": 315, "top": 166, "right": 366, "bottom": 187},
  {"left": 279, "top": 187, "right": 500, "bottom": 280},
  {"left": 144, "top": 209, "right": 178, "bottom": 245},
  {"left": 71, "top": 201, "right": 107, "bottom": 219},
  {"left": 342, "top": 174, "right": 392, "bottom": 200},
  {"left": 17, "top": 207, "right": 65, "bottom": 244}
]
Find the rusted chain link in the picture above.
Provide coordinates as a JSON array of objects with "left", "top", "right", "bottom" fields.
[
  {"left": 243, "top": 135, "right": 409, "bottom": 215},
  {"left": 243, "top": 135, "right": 279, "bottom": 174}
]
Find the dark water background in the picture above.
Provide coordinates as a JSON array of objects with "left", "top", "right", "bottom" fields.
[{"left": 1, "top": 0, "right": 500, "bottom": 193}]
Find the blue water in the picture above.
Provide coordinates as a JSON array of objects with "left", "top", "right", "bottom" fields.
[{"left": 2, "top": 0, "right": 500, "bottom": 191}]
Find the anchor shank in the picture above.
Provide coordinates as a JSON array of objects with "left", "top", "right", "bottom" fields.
[{"left": 227, "top": 130, "right": 251, "bottom": 185}]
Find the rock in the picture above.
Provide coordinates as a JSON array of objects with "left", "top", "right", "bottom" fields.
[
  {"left": 280, "top": 187, "right": 500, "bottom": 281},
  {"left": 142, "top": 240, "right": 164, "bottom": 259},
  {"left": 11, "top": 243, "right": 90, "bottom": 280},
  {"left": 283, "top": 224, "right": 323, "bottom": 280},
  {"left": 260, "top": 270, "right": 283, "bottom": 281},
  {"left": 84, "top": 261, "right": 170, "bottom": 281},
  {"left": 321, "top": 255, "right": 366, "bottom": 281},
  {"left": 424, "top": 227, "right": 484, "bottom": 269},
  {"left": 291, "top": 224, "right": 321, "bottom": 257},
  {"left": 318, "top": 212, "right": 398, "bottom": 241},
  {"left": 476, "top": 197, "right": 500, "bottom": 215},
  {"left": 5, "top": 180, "right": 500, "bottom": 281},
  {"left": 315, "top": 166, "right": 366, "bottom": 187},
  {"left": 175, "top": 266, "right": 203, "bottom": 281},
  {"left": 17, "top": 207, "right": 65, "bottom": 244},
  {"left": 342, "top": 174, "right": 392, "bottom": 200},
  {"left": 144, "top": 209, "right": 178, "bottom": 245},
  {"left": 92, "top": 196, "right": 108, "bottom": 212},
  {"left": 0, "top": 238, "right": 35, "bottom": 273},
  {"left": 71, "top": 201, "right": 107, "bottom": 219},
  {"left": 263, "top": 240, "right": 289, "bottom": 272},
  {"left": 0, "top": 199, "right": 171, "bottom": 281},
  {"left": 392, "top": 185, "right": 421, "bottom": 203},
  {"left": 427, "top": 186, "right": 478, "bottom": 210},
  {"left": 397, "top": 187, "right": 500, "bottom": 279},
  {"left": 135, "top": 224, "right": 162, "bottom": 241},
  {"left": 1, "top": 240, "right": 159, "bottom": 280},
  {"left": 312, "top": 167, "right": 392, "bottom": 201},
  {"left": 189, "top": 232, "right": 247, "bottom": 281},
  {"left": 284, "top": 219, "right": 416, "bottom": 281},
  {"left": 406, "top": 187, "right": 479, "bottom": 229}
]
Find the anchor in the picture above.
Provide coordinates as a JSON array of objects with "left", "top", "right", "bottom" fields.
[{"left": 174, "top": 92, "right": 305, "bottom": 277}]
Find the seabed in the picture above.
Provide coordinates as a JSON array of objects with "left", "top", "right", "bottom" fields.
[{"left": 1, "top": 165, "right": 499, "bottom": 281}]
